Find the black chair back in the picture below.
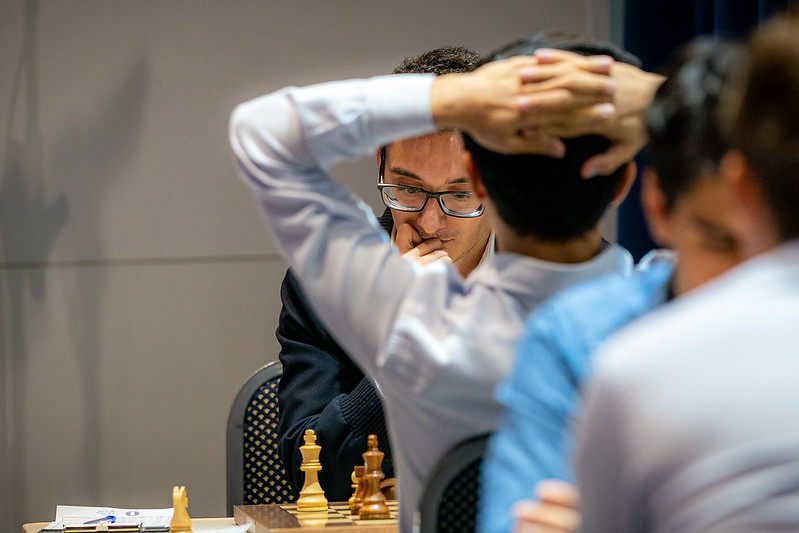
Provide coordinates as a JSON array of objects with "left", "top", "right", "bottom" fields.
[
  {"left": 226, "top": 361, "right": 296, "bottom": 515},
  {"left": 417, "top": 433, "right": 490, "bottom": 533}
]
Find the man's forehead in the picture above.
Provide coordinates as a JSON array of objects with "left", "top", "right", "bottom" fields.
[
  {"left": 386, "top": 131, "right": 463, "bottom": 154},
  {"left": 384, "top": 132, "right": 468, "bottom": 187}
]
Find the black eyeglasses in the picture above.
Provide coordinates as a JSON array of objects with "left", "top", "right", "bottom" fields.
[
  {"left": 377, "top": 148, "right": 484, "bottom": 218},
  {"left": 377, "top": 183, "right": 484, "bottom": 217}
]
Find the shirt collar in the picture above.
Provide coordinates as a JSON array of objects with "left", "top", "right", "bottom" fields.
[
  {"left": 479, "top": 232, "right": 497, "bottom": 263},
  {"left": 467, "top": 243, "right": 633, "bottom": 303}
]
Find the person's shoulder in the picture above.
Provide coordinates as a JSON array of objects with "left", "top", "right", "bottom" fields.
[
  {"left": 510, "top": 251, "right": 671, "bottom": 383},
  {"left": 587, "top": 248, "right": 799, "bottom": 397},
  {"left": 527, "top": 251, "right": 673, "bottom": 333},
  {"left": 589, "top": 269, "right": 730, "bottom": 382},
  {"left": 600, "top": 247, "right": 774, "bottom": 362}
]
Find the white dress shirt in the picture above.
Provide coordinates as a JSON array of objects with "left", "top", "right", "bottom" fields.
[
  {"left": 229, "top": 74, "right": 633, "bottom": 532},
  {"left": 577, "top": 240, "right": 799, "bottom": 533}
]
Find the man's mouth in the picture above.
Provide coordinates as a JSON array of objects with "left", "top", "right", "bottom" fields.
[{"left": 419, "top": 233, "right": 455, "bottom": 242}]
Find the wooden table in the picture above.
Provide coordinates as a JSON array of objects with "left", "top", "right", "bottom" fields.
[
  {"left": 234, "top": 502, "right": 398, "bottom": 532},
  {"left": 22, "top": 517, "right": 236, "bottom": 533}
]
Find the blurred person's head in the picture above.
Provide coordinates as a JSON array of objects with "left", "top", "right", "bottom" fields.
[
  {"left": 724, "top": 12, "right": 799, "bottom": 255},
  {"left": 643, "top": 37, "right": 751, "bottom": 295},
  {"left": 461, "top": 33, "right": 639, "bottom": 256}
]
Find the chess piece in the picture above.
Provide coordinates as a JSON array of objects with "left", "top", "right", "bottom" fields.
[
  {"left": 348, "top": 465, "right": 366, "bottom": 514},
  {"left": 359, "top": 434, "right": 391, "bottom": 519},
  {"left": 380, "top": 477, "right": 398, "bottom": 500},
  {"left": 170, "top": 485, "right": 192, "bottom": 532},
  {"left": 296, "top": 429, "right": 328, "bottom": 512}
]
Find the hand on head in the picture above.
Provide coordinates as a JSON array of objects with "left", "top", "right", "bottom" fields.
[
  {"left": 431, "top": 54, "right": 614, "bottom": 157},
  {"left": 430, "top": 49, "right": 662, "bottom": 178},
  {"left": 530, "top": 49, "right": 664, "bottom": 178},
  {"left": 393, "top": 223, "right": 452, "bottom": 266},
  {"left": 511, "top": 479, "right": 581, "bottom": 533}
]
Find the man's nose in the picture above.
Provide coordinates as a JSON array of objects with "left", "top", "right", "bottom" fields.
[{"left": 417, "top": 198, "right": 447, "bottom": 234}]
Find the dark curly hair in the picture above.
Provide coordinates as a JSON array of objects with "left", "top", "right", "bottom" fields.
[{"left": 392, "top": 46, "right": 480, "bottom": 75}]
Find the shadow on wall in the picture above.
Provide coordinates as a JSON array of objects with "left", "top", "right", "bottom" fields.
[
  {"left": 55, "top": 49, "right": 150, "bottom": 526},
  {"left": 0, "top": 1, "right": 150, "bottom": 530}
]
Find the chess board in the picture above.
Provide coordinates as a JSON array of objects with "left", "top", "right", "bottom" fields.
[{"left": 234, "top": 502, "right": 399, "bottom": 532}]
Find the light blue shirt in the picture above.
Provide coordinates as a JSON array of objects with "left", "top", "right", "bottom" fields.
[
  {"left": 479, "top": 251, "right": 674, "bottom": 533},
  {"left": 229, "top": 75, "right": 634, "bottom": 532}
]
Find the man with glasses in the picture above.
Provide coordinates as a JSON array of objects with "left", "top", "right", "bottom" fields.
[
  {"left": 377, "top": 136, "right": 493, "bottom": 277},
  {"left": 276, "top": 47, "right": 492, "bottom": 501}
]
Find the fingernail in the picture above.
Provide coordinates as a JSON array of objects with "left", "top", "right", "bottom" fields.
[
  {"left": 521, "top": 127, "right": 538, "bottom": 139},
  {"left": 583, "top": 164, "right": 598, "bottom": 179},
  {"left": 596, "top": 103, "right": 615, "bottom": 118},
  {"left": 594, "top": 56, "right": 614, "bottom": 68},
  {"left": 517, "top": 95, "right": 532, "bottom": 111},
  {"left": 550, "top": 139, "right": 565, "bottom": 158},
  {"left": 534, "top": 49, "right": 554, "bottom": 61},
  {"left": 519, "top": 66, "right": 537, "bottom": 82},
  {"left": 604, "top": 79, "right": 616, "bottom": 95}
]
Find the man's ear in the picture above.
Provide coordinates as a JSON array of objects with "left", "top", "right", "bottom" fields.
[
  {"left": 720, "top": 150, "right": 767, "bottom": 222},
  {"left": 609, "top": 161, "right": 637, "bottom": 207},
  {"left": 719, "top": 150, "right": 779, "bottom": 255},
  {"left": 464, "top": 151, "right": 488, "bottom": 200},
  {"left": 640, "top": 167, "right": 672, "bottom": 248}
]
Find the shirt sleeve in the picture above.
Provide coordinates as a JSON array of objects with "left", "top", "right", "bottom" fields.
[
  {"left": 229, "top": 74, "right": 437, "bottom": 378},
  {"left": 479, "top": 308, "right": 582, "bottom": 533}
]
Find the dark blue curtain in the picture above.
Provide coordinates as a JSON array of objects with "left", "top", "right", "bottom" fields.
[{"left": 618, "top": 0, "right": 794, "bottom": 262}]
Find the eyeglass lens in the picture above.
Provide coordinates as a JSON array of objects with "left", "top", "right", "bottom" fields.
[{"left": 382, "top": 186, "right": 481, "bottom": 214}]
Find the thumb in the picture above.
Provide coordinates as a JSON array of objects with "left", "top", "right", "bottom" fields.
[{"left": 394, "top": 223, "right": 422, "bottom": 254}]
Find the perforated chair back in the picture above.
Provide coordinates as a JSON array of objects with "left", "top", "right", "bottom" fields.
[
  {"left": 226, "top": 361, "right": 296, "bottom": 515},
  {"left": 416, "top": 433, "right": 489, "bottom": 533}
]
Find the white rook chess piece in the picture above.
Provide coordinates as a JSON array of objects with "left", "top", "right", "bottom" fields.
[{"left": 296, "top": 429, "right": 328, "bottom": 512}]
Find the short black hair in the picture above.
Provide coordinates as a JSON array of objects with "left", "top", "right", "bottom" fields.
[
  {"left": 646, "top": 37, "right": 743, "bottom": 209},
  {"left": 392, "top": 46, "right": 480, "bottom": 75},
  {"left": 729, "top": 12, "right": 799, "bottom": 241},
  {"left": 463, "top": 33, "right": 639, "bottom": 241}
]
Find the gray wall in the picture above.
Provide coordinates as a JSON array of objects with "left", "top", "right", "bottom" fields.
[{"left": 0, "top": 0, "right": 609, "bottom": 529}]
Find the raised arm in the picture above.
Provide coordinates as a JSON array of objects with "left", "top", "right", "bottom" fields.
[{"left": 230, "top": 75, "right": 435, "bottom": 377}]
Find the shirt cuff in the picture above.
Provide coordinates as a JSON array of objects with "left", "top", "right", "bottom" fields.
[{"left": 364, "top": 74, "right": 437, "bottom": 147}]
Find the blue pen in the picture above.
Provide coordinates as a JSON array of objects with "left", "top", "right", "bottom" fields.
[{"left": 81, "top": 515, "right": 116, "bottom": 525}]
